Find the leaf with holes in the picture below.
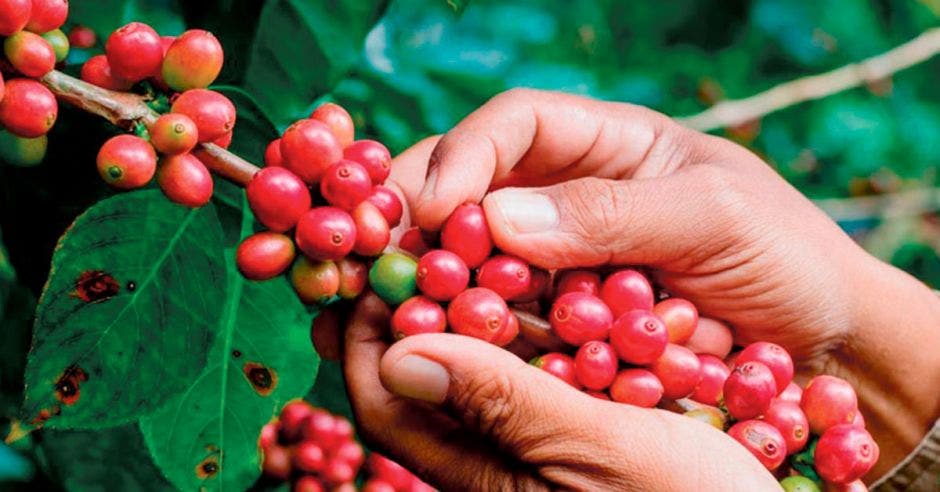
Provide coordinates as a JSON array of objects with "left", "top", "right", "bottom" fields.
[
  {"left": 22, "top": 190, "right": 226, "bottom": 429},
  {"left": 139, "top": 197, "right": 318, "bottom": 491}
]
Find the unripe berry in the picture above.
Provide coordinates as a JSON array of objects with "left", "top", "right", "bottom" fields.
[
  {"left": 280, "top": 119, "right": 342, "bottom": 184},
  {"left": 650, "top": 344, "right": 702, "bottom": 400},
  {"left": 246, "top": 166, "right": 312, "bottom": 232},
  {"left": 336, "top": 257, "right": 368, "bottom": 299},
  {"left": 161, "top": 29, "right": 223, "bottom": 91},
  {"left": 105, "top": 22, "right": 163, "bottom": 82},
  {"left": 447, "top": 287, "right": 513, "bottom": 345},
  {"left": 600, "top": 269, "right": 654, "bottom": 316},
  {"left": 311, "top": 103, "right": 355, "bottom": 148},
  {"left": 0, "top": 130, "right": 46, "bottom": 167},
  {"left": 293, "top": 441, "right": 325, "bottom": 473},
  {"left": 653, "top": 298, "right": 698, "bottom": 344},
  {"left": 80, "top": 55, "right": 132, "bottom": 91},
  {"left": 68, "top": 25, "right": 96, "bottom": 48},
  {"left": 555, "top": 270, "right": 601, "bottom": 297},
  {"left": 530, "top": 352, "right": 579, "bottom": 388},
  {"left": 684, "top": 407, "right": 727, "bottom": 430},
  {"left": 369, "top": 252, "right": 417, "bottom": 305},
  {"left": 261, "top": 445, "right": 291, "bottom": 481},
  {"left": 736, "top": 342, "right": 794, "bottom": 394},
  {"left": 25, "top": 0, "right": 66, "bottom": 33},
  {"left": 778, "top": 476, "right": 820, "bottom": 492},
  {"left": 150, "top": 113, "right": 198, "bottom": 155},
  {"left": 683, "top": 317, "right": 734, "bottom": 358},
  {"left": 440, "top": 203, "right": 492, "bottom": 268},
  {"left": 549, "top": 292, "right": 613, "bottom": 346},
  {"left": 291, "top": 257, "right": 339, "bottom": 304},
  {"left": 609, "top": 309, "right": 668, "bottom": 365},
  {"left": 727, "top": 420, "right": 787, "bottom": 471},
  {"left": 690, "top": 354, "right": 729, "bottom": 406},
  {"left": 236, "top": 232, "right": 295, "bottom": 280},
  {"left": 476, "top": 255, "right": 531, "bottom": 300},
  {"left": 343, "top": 139, "right": 391, "bottom": 185},
  {"left": 723, "top": 361, "right": 776, "bottom": 420},
  {"left": 0, "top": 0, "right": 31, "bottom": 36},
  {"left": 609, "top": 368, "right": 663, "bottom": 408},
  {"left": 391, "top": 296, "right": 446, "bottom": 339},
  {"left": 96, "top": 134, "right": 156, "bottom": 189},
  {"left": 40, "top": 28, "right": 68, "bottom": 62},
  {"left": 352, "top": 201, "right": 390, "bottom": 256},
  {"left": 574, "top": 341, "right": 617, "bottom": 390},
  {"left": 0, "top": 78, "right": 56, "bottom": 137},
  {"left": 763, "top": 400, "right": 809, "bottom": 454},
  {"left": 295, "top": 207, "right": 356, "bottom": 261},
  {"left": 264, "top": 138, "right": 283, "bottom": 167},
  {"left": 415, "top": 249, "right": 469, "bottom": 302},
  {"left": 814, "top": 424, "right": 879, "bottom": 484},
  {"left": 366, "top": 185, "right": 403, "bottom": 228},
  {"left": 800, "top": 375, "right": 858, "bottom": 434},
  {"left": 157, "top": 154, "right": 213, "bottom": 207},
  {"left": 171, "top": 89, "right": 237, "bottom": 143},
  {"left": 320, "top": 160, "right": 372, "bottom": 210}
]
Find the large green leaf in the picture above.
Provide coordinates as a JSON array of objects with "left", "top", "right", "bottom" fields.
[
  {"left": 23, "top": 190, "right": 226, "bottom": 429},
  {"left": 243, "top": 0, "right": 389, "bottom": 126},
  {"left": 139, "top": 198, "right": 318, "bottom": 492}
]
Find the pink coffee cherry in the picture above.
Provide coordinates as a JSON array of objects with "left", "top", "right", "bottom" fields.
[
  {"left": 652, "top": 298, "right": 698, "bottom": 344},
  {"left": 351, "top": 201, "right": 391, "bottom": 257},
  {"left": 554, "top": 270, "right": 601, "bottom": 297},
  {"left": 391, "top": 296, "right": 446, "bottom": 339},
  {"left": 609, "top": 368, "right": 663, "bottom": 408},
  {"left": 447, "top": 288, "right": 514, "bottom": 346},
  {"left": 727, "top": 420, "right": 787, "bottom": 471},
  {"left": 530, "top": 352, "right": 580, "bottom": 389},
  {"left": 415, "top": 249, "right": 470, "bottom": 302},
  {"left": 343, "top": 139, "right": 391, "bottom": 185},
  {"left": 800, "top": 375, "right": 858, "bottom": 434},
  {"left": 440, "top": 203, "right": 493, "bottom": 268},
  {"left": 762, "top": 400, "right": 809, "bottom": 455},
  {"left": 609, "top": 310, "right": 669, "bottom": 365},
  {"left": 650, "top": 344, "right": 702, "bottom": 400},
  {"left": 295, "top": 207, "right": 357, "bottom": 261},
  {"left": 683, "top": 317, "right": 734, "bottom": 358},
  {"left": 367, "top": 185, "right": 404, "bottom": 228},
  {"left": 814, "top": 424, "right": 879, "bottom": 484},
  {"left": 549, "top": 292, "right": 613, "bottom": 346},
  {"left": 476, "top": 255, "right": 532, "bottom": 300},
  {"left": 600, "top": 269, "right": 654, "bottom": 317},
  {"left": 723, "top": 361, "right": 776, "bottom": 420},
  {"left": 775, "top": 381, "right": 803, "bottom": 406},
  {"left": 246, "top": 166, "right": 312, "bottom": 232},
  {"left": 573, "top": 341, "right": 618, "bottom": 391},
  {"left": 690, "top": 354, "right": 729, "bottom": 406},
  {"left": 511, "top": 266, "right": 550, "bottom": 303},
  {"left": 736, "top": 341, "right": 794, "bottom": 394},
  {"left": 320, "top": 160, "right": 373, "bottom": 211}
]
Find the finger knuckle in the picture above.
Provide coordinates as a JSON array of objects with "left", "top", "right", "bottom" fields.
[
  {"left": 454, "top": 372, "right": 521, "bottom": 441},
  {"left": 564, "top": 178, "right": 631, "bottom": 254}
]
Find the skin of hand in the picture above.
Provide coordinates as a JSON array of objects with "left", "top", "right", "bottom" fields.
[{"left": 317, "top": 88, "right": 940, "bottom": 487}]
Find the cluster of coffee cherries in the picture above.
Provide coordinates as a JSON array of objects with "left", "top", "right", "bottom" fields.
[{"left": 259, "top": 401, "right": 433, "bottom": 492}]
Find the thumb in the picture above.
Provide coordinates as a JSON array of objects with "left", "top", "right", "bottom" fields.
[{"left": 481, "top": 166, "right": 741, "bottom": 269}]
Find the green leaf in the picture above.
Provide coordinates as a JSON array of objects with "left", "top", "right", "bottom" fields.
[
  {"left": 69, "top": 0, "right": 185, "bottom": 38},
  {"left": 243, "top": 0, "right": 389, "bottom": 126},
  {"left": 23, "top": 190, "right": 226, "bottom": 429},
  {"left": 445, "top": 0, "right": 469, "bottom": 15},
  {"left": 139, "top": 197, "right": 318, "bottom": 492}
]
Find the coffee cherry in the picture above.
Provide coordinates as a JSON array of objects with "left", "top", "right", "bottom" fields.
[
  {"left": 574, "top": 341, "right": 617, "bottom": 390},
  {"left": 0, "top": 130, "right": 46, "bottom": 167},
  {"left": 105, "top": 22, "right": 163, "bottom": 82},
  {"left": 321, "top": 160, "right": 372, "bottom": 210},
  {"left": 295, "top": 207, "right": 356, "bottom": 261},
  {"left": 211, "top": 131, "right": 232, "bottom": 147},
  {"left": 363, "top": 480, "right": 395, "bottom": 492},
  {"left": 150, "top": 113, "right": 198, "bottom": 155},
  {"left": 609, "top": 368, "right": 663, "bottom": 408},
  {"left": 550, "top": 292, "right": 613, "bottom": 346},
  {"left": 727, "top": 420, "right": 786, "bottom": 471},
  {"left": 530, "top": 352, "right": 579, "bottom": 388},
  {"left": 0, "top": 0, "right": 31, "bottom": 36},
  {"left": 398, "top": 227, "right": 432, "bottom": 257},
  {"left": 324, "top": 459, "right": 356, "bottom": 485},
  {"left": 96, "top": 135, "right": 156, "bottom": 189},
  {"left": 476, "top": 255, "right": 531, "bottom": 300},
  {"left": 336, "top": 257, "right": 368, "bottom": 300},
  {"left": 852, "top": 411, "right": 866, "bottom": 429},
  {"left": 511, "top": 267, "right": 550, "bottom": 303},
  {"left": 600, "top": 269, "right": 654, "bottom": 317},
  {"left": 261, "top": 444, "right": 291, "bottom": 480},
  {"left": 25, "top": 0, "right": 66, "bottom": 33},
  {"left": 279, "top": 400, "right": 313, "bottom": 442},
  {"left": 301, "top": 409, "right": 339, "bottom": 446},
  {"left": 366, "top": 185, "right": 403, "bottom": 228},
  {"left": 367, "top": 454, "right": 413, "bottom": 490},
  {"left": 294, "top": 477, "right": 325, "bottom": 492},
  {"left": 236, "top": 232, "right": 295, "bottom": 280},
  {"left": 723, "top": 361, "right": 776, "bottom": 420},
  {"left": 650, "top": 344, "right": 702, "bottom": 400},
  {"left": 293, "top": 441, "right": 326, "bottom": 473},
  {"left": 258, "top": 422, "right": 278, "bottom": 449},
  {"left": 311, "top": 103, "right": 355, "bottom": 148},
  {"left": 609, "top": 309, "right": 668, "bottom": 365},
  {"left": 414, "top": 250, "right": 469, "bottom": 302},
  {"left": 281, "top": 119, "right": 343, "bottom": 184},
  {"left": 652, "top": 298, "right": 698, "bottom": 344},
  {"left": 447, "top": 287, "right": 514, "bottom": 345},
  {"left": 171, "top": 89, "right": 237, "bottom": 143},
  {"left": 491, "top": 312, "right": 520, "bottom": 347},
  {"left": 334, "top": 440, "right": 365, "bottom": 469},
  {"left": 157, "top": 154, "right": 213, "bottom": 207},
  {"left": 352, "top": 201, "right": 390, "bottom": 256},
  {"left": 800, "top": 375, "right": 858, "bottom": 434},
  {"left": 555, "top": 270, "right": 601, "bottom": 297},
  {"left": 369, "top": 252, "right": 418, "bottom": 305},
  {"left": 762, "top": 400, "right": 809, "bottom": 454},
  {"left": 161, "top": 29, "right": 223, "bottom": 91},
  {"left": 264, "top": 138, "right": 283, "bottom": 167},
  {"left": 815, "top": 424, "right": 879, "bottom": 484},
  {"left": 689, "top": 354, "right": 729, "bottom": 406},
  {"left": 778, "top": 476, "right": 820, "bottom": 492},
  {"left": 68, "top": 25, "right": 96, "bottom": 48},
  {"left": 291, "top": 257, "right": 339, "bottom": 304},
  {"left": 391, "top": 296, "right": 446, "bottom": 339},
  {"left": 40, "top": 28, "right": 68, "bottom": 62},
  {"left": 683, "top": 317, "right": 734, "bottom": 359},
  {"left": 247, "top": 167, "right": 312, "bottom": 232},
  {"left": 150, "top": 35, "right": 175, "bottom": 90},
  {"left": 80, "top": 54, "right": 132, "bottom": 91},
  {"left": 0, "top": 79, "right": 56, "bottom": 137},
  {"left": 440, "top": 203, "right": 493, "bottom": 268},
  {"left": 344, "top": 139, "right": 391, "bottom": 185},
  {"left": 736, "top": 342, "right": 793, "bottom": 394},
  {"left": 775, "top": 381, "right": 803, "bottom": 405}
]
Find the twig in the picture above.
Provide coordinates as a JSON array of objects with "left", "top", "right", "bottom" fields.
[{"left": 677, "top": 28, "right": 940, "bottom": 131}]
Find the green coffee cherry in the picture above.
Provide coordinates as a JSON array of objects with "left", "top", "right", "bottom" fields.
[{"left": 369, "top": 252, "right": 417, "bottom": 305}]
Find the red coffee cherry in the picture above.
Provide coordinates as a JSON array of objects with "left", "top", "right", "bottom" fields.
[
  {"left": 293, "top": 441, "right": 326, "bottom": 473},
  {"left": 736, "top": 341, "right": 794, "bottom": 394},
  {"left": 333, "top": 440, "right": 364, "bottom": 469},
  {"left": 600, "top": 269, "right": 654, "bottom": 317},
  {"left": 476, "top": 255, "right": 531, "bottom": 300},
  {"left": 775, "top": 381, "right": 803, "bottom": 406},
  {"left": 150, "top": 35, "right": 175, "bottom": 90},
  {"left": 291, "top": 257, "right": 339, "bottom": 304},
  {"left": 236, "top": 232, "right": 295, "bottom": 281},
  {"left": 652, "top": 298, "right": 698, "bottom": 344},
  {"left": 323, "top": 459, "right": 356, "bottom": 485},
  {"left": 800, "top": 375, "right": 858, "bottom": 434},
  {"left": 574, "top": 341, "right": 617, "bottom": 391},
  {"left": 609, "top": 368, "right": 663, "bottom": 408},
  {"left": 68, "top": 25, "right": 96, "bottom": 48},
  {"left": 311, "top": 102, "right": 355, "bottom": 148},
  {"left": 171, "top": 89, "right": 237, "bottom": 143},
  {"left": 683, "top": 317, "right": 734, "bottom": 359},
  {"left": 161, "top": 29, "right": 223, "bottom": 91},
  {"left": 295, "top": 207, "right": 357, "bottom": 261},
  {"left": 336, "top": 257, "right": 368, "bottom": 300},
  {"left": 447, "top": 287, "right": 513, "bottom": 345},
  {"left": 343, "top": 139, "right": 391, "bottom": 185},
  {"left": 105, "top": 22, "right": 163, "bottom": 82},
  {"left": 279, "top": 400, "right": 312, "bottom": 442},
  {"left": 80, "top": 54, "right": 132, "bottom": 91},
  {"left": 0, "top": 0, "right": 31, "bottom": 36},
  {"left": 763, "top": 400, "right": 809, "bottom": 455},
  {"left": 363, "top": 480, "right": 395, "bottom": 492},
  {"left": 351, "top": 201, "right": 390, "bottom": 257},
  {"left": 440, "top": 203, "right": 493, "bottom": 268},
  {"left": 264, "top": 138, "right": 283, "bottom": 167},
  {"left": 257, "top": 422, "right": 278, "bottom": 449},
  {"left": 530, "top": 352, "right": 580, "bottom": 388},
  {"left": 25, "top": 0, "right": 66, "bottom": 33},
  {"left": 366, "top": 185, "right": 403, "bottom": 228},
  {"left": 689, "top": 354, "right": 730, "bottom": 406},
  {"left": 301, "top": 408, "right": 339, "bottom": 446},
  {"left": 555, "top": 270, "right": 601, "bottom": 297},
  {"left": 280, "top": 119, "right": 342, "bottom": 184},
  {"left": 4, "top": 31, "right": 55, "bottom": 77},
  {"left": 367, "top": 454, "right": 413, "bottom": 491},
  {"left": 814, "top": 424, "right": 879, "bottom": 484},
  {"left": 609, "top": 309, "right": 669, "bottom": 365},
  {"left": 96, "top": 135, "right": 156, "bottom": 189},
  {"left": 415, "top": 249, "right": 469, "bottom": 302},
  {"left": 211, "top": 131, "right": 232, "bottom": 149},
  {"left": 320, "top": 160, "right": 372, "bottom": 211},
  {"left": 246, "top": 166, "right": 312, "bottom": 232},
  {"left": 727, "top": 420, "right": 787, "bottom": 471},
  {"left": 723, "top": 361, "right": 776, "bottom": 420},
  {"left": 491, "top": 312, "right": 520, "bottom": 347},
  {"left": 550, "top": 292, "right": 613, "bottom": 346},
  {"left": 509, "top": 267, "right": 549, "bottom": 303},
  {"left": 157, "top": 154, "right": 213, "bottom": 207},
  {"left": 0, "top": 79, "right": 57, "bottom": 137},
  {"left": 398, "top": 227, "right": 431, "bottom": 257},
  {"left": 650, "top": 343, "right": 702, "bottom": 400},
  {"left": 150, "top": 113, "right": 198, "bottom": 155},
  {"left": 391, "top": 295, "right": 446, "bottom": 339},
  {"left": 261, "top": 444, "right": 291, "bottom": 481}
]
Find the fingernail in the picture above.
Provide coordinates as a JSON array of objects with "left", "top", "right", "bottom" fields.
[
  {"left": 384, "top": 354, "right": 449, "bottom": 404},
  {"left": 489, "top": 188, "right": 559, "bottom": 234}
]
